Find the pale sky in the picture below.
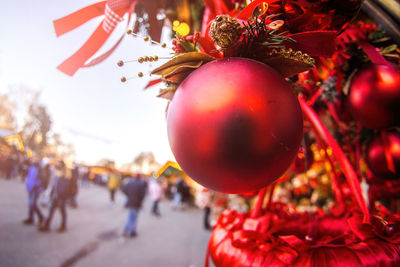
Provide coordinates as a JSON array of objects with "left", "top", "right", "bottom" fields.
[{"left": 0, "top": 0, "right": 176, "bottom": 166}]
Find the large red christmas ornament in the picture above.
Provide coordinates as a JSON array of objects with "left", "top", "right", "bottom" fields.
[
  {"left": 366, "top": 132, "right": 400, "bottom": 180},
  {"left": 167, "top": 58, "right": 303, "bottom": 193},
  {"left": 283, "top": 0, "right": 362, "bottom": 33},
  {"left": 348, "top": 64, "right": 400, "bottom": 129}
]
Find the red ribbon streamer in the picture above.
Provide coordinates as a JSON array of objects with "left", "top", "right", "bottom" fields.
[
  {"left": 299, "top": 96, "right": 370, "bottom": 223},
  {"left": 287, "top": 31, "right": 337, "bottom": 58},
  {"left": 358, "top": 41, "right": 391, "bottom": 67},
  {"left": 250, "top": 187, "right": 268, "bottom": 218},
  {"left": 54, "top": 0, "right": 136, "bottom": 76},
  {"left": 53, "top": 1, "right": 107, "bottom": 37},
  {"left": 202, "top": 0, "right": 230, "bottom": 16}
]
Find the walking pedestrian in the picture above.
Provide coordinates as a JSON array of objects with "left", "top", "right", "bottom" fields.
[
  {"left": 196, "top": 187, "right": 213, "bottom": 230},
  {"left": 23, "top": 157, "right": 44, "bottom": 225},
  {"left": 107, "top": 170, "right": 121, "bottom": 203},
  {"left": 172, "top": 177, "right": 187, "bottom": 210},
  {"left": 67, "top": 163, "right": 79, "bottom": 208},
  {"left": 38, "top": 160, "right": 71, "bottom": 233},
  {"left": 121, "top": 174, "right": 147, "bottom": 237},
  {"left": 149, "top": 177, "right": 163, "bottom": 216}
]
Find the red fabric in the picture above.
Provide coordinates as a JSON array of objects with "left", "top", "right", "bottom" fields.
[
  {"left": 144, "top": 79, "right": 162, "bottom": 89},
  {"left": 54, "top": 0, "right": 135, "bottom": 76},
  {"left": 299, "top": 97, "right": 370, "bottom": 222},
  {"left": 57, "top": 23, "right": 112, "bottom": 75},
  {"left": 201, "top": 7, "right": 213, "bottom": 36},
  {"left": 208, "top": 208, "right": 400, "bottom": 266},
  {"left": 197, "top": 36, "right": 223, "bottom": 58},
  {"left": 358, "top": 41, "right": 391, "bottom": 67},
  {"left": 286, "top": 31, "right": 337, "bottom": 57},
  {"left": 202, "top": 0, "right": 232, "bottom": 16},
  {"left": 53, "top": 1, "right": 107, "bottom": 37}
]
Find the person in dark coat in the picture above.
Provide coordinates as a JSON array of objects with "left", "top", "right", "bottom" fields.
[
  {"left": 67, "top": 163, "right": 79, "bottom": 208},
  {"left": 23, "top": 158, "right": 44, "bottom": 225},
  {"left": 121, "top": 174, "right": 147, "bottom": 237},
  {"left": 39, "top": 160, "right": 71, "bottom": 233}
]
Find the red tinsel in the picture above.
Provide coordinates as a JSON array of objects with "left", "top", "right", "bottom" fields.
[{"left": 207, "top": 207, "right": 400, "bottom": 267}]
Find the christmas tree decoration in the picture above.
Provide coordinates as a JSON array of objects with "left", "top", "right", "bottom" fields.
[
  {"left": 366, "top": 132, "right": 400, "bottom": 180},
  {"left": 53, "top": 0, "right": 189, "bottom": 76},
  {"left": 122, "top": 0, "right": 400, "bottom": 265},
  {"left": 348, "top": 64, "right": 400, "bottom": 129},
  {"left": 53, "top": 0, "right": 137, "bottom": 76},
  {"left": 167, "top": 58, "right": 303, "bottom": 193},
  {"left": 206, "top": 206, "right": 400, "bottom": 267},
  {"left": 209, "top": 15, "right": 243, "bottom": 48}
]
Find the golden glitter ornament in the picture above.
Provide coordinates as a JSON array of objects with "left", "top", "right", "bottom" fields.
[{"left": 209, "top": 15, "right": 243, "bottom": 48}]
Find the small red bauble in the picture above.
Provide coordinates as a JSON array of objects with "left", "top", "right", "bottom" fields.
[
  {"left": 348, "top": 64, "right": 400, "bottom": 129},
  {"left": 167, "top": 58, "right": 303, "bottom": 193},
  {"left": 366, "top": 132, "right": 400, "bottom": 180}
]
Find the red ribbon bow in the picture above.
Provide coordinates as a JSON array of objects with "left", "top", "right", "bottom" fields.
[{"left": 54, "top": 0, "right": 136, "bottom": 76}]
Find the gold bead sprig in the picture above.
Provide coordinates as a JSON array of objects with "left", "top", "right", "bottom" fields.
[
  {"left": 126, "top": 29, "right": 168, "bottom": 48},
  {"left": 117, "top": 55, "right": 171, "bottom": 67},
  {"left": 138, "top": 56, "right": 159, "bottom": 63},
  {"left": 120, "top": 72, "right": 145, "bottom": 83}
]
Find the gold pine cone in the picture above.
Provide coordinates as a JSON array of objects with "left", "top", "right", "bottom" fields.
[{"left": 209, "top": 15, "right": 242, "bottom": 48}]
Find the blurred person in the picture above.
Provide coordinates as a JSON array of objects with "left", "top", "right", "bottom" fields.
[
  {"left": 40, "top": 160, "right": 56, "bottom": 208},
  {"left": 195, "top": 187, "right": 213, "bottom": 230},
  {"left": 67, "top": 163, "right": 79, "bottom": 208},
  {"left": 121, "top": 174, "right": 147, "bottom": 237},
  {"left": 101, "top": 171, "right": 109, "bottom": 186},
  {"left": 23, "top": 157, "right": 44, "bottom": 225},
  {"left": 38, "top": 158, "right": 51, "bottom": 191},
  {"left": 80, "top": 166, "right": 90, "bottom": 187},
  {"left": 39, "top": 160, "right": 72, "bottom": 233},
  {"left": 149, "top": 177, "right": 163, "bottom": 216},
  {"left": 19, "top": 154, "right": 31, "bottom": 182},
  {"left": 172, "top": 177, "right": 186, "bottom": 210},
  {"left": 107, "top": 170, "right": 121, "bottom": 203}
]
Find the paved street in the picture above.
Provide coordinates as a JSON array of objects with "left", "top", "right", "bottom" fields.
[{"left": 0, "top": 178, "right": 212, "bottom": 267}]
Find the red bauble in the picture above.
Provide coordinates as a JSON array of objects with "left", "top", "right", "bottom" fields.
[
  {"left": 167, "top": 58, "right": 303, "bottom": 193},
  {"left": 348, "top": 64, "right": 400, "bottom": 129},
  {"left": 283, "top": 0, "right": 362, "bottom": 33},
  {"left": 366, "top": 132, "right": 400, "bottom": 180}
]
